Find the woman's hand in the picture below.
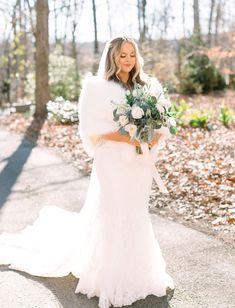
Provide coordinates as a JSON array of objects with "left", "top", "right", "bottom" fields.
[
  {"left": 98, "top": 132, "right": 141, "bottom": 147},
  {"left": 92, "top": 132, "right": 163, "bottom": 149}
]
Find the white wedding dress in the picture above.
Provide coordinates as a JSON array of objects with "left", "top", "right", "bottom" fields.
[{"left": 0, "top": 75, "right": 174, "bottom": 308}]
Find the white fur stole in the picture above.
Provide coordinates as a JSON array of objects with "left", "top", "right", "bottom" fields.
[
  {"left": 78, "top": 74, "right": 126, "bottom": 156},
  {"left": 78, "top": 74, "right": 171, "bottom": 157}
]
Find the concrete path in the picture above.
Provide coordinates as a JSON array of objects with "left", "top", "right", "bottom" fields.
[{"left": 0, "top": 128, "right": 234, "bottom": 308}]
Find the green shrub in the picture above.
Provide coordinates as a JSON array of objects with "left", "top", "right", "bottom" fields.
[
  {"left": 49, "top": 47, "right": 80, "bottom": 101},
  {"left": 24, "top": 48, "right": 80, "bottom": 103},
  {"left": 189, "top": 109, "right": 212, "bottom": 129},
  {"left": 178, "top": 52, "right": 226, "bottom": 94},
  {"left": 50, "top": 80, "right": 70, "bottom": 100},
  {"left": 171, "top": 99, "right": 189, "bottom": 126},
  {"left": 219, "top": 103, "right": 234, "bottom": 126},
  {"left": 228, "top": 74, "right": 235, "bottom": 89},
  {"left": 163, "top": 80, "right": 178, "bottom": 94}
]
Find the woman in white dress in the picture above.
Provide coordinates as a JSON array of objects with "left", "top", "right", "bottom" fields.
[{"left": 0, "top": 36, "right": 174, "bottom": 308}]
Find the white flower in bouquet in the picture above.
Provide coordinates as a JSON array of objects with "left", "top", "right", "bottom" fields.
[
  {"left": 116, "top": 106, "right": 127, "bottom": 115},
  {"left": 114, "top": 101, "right": 131, "bottom": 115},
  {"left": 132, "top": 89, "right": 138, "bottom": 97},
  {"left": 159, "top": 97, "right": 171, "bottom": 109},
  {"left": 119, "top": 115, "right": 129, "bottom": 126},
  {"left": 125, "top": 124, "right": 137, "bottom": 138},
  {"left": 157, "top": 105, "right": 164, "bottom": 114},
  {"left": 131, "top": 105, "right": 144, "bottom": 119},
  {"left": 167, "top": 117, "right": 176, "bottom": 127},
  {"left": 112, "top": 80, "right": 177, "bottom": 154}
]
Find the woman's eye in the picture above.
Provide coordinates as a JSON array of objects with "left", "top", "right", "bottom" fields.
[{"left": 120, "top": 54, "right": 135, "bottom": 58}]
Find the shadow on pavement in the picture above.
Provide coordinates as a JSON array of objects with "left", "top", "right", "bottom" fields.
[
  {"left": 0, "top": 118, "right": 45, "bottom": 209},
  {"left": 0, "top": 267, "right": 172, "bottom": 308},
  {"left": 11, "top": 176, "right": 85, "bottom": 195}
]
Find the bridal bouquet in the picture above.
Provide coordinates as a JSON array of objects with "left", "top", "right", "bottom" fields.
[{"left": 112, "top": 82, "right": 177, "bottom": 154}]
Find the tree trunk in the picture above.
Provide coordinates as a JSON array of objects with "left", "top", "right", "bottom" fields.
[
  {"left": 35, "top": 0, "right": 49, "bottom": 118},
  {"left": 92, "top": 0, "right": 99, "bottom": 54},
  {"left": 106, "top": 0, "right": 112, "bottom": 38},
  {"left": 182, "top": 0, "right": 186, "bottom": 37},
  {"left": 193, "top": 0, "right": 201, "bottom": 42},
  {"left": 63, "top": 0, "right": 71, "bottom": 52},
  {"left": 71, "top": 0, "right": 80, "bottom": 98},
  {"left": 137, "top": 0, "right": 141, "bottom": 39},
  {"left": 208, "top": 0, "right": 216, "bottom": 46},
  {"left": 215, "top": 0, "right": 221, "bottom": 45},
  {"left": 53, "top": 0, "right": 58, "bottom": 44},
  {"left": 25, "top": 0, "right": 36, "bottom": 35},
  {"left": 138, "top": 0, "right": 147, "bottom": 43},
  {"left": 162, "top": 0, "right": 171, "bottom": 39}
]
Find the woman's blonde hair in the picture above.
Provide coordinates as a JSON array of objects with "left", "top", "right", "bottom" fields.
[{"left": 104, "top": 37, "right": 145, "bottom": 89}]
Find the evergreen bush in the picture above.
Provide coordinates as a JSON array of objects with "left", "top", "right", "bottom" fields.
[{"left": 178, "top": 51, "right": 226, "bottom": 94}]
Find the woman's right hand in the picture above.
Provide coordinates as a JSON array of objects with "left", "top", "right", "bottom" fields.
[
  {"left": 101, "top": 132, "right": 140, "bottom": 147},
  {"left": 99, "top": 131, "right": 163, "bottom": 149}
]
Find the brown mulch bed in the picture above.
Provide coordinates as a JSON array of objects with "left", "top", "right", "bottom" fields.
[{"left": 0, "top": 90, "right": 234, "bottom": 247}]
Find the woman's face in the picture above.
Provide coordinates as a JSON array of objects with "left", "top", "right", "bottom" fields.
[{"left": 117, "top": 42, "right": 136, "bottom": 74}]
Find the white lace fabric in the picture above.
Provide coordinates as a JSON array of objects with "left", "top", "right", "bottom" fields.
[{"left": 0, "top": 140, "right": 174, "bottom": 308}]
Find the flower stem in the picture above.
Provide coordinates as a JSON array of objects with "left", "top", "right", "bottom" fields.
[{"left": 136, "top": 145, "right": 143, "bottom": 154}]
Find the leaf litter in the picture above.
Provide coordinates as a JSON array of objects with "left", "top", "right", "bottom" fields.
[{"left": 0, "top": 91, "right": 234, "bottom": 246}]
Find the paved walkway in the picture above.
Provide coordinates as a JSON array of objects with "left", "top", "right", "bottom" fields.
[{"left": 0, "top": 128, "right": 234, "bottom": 308}]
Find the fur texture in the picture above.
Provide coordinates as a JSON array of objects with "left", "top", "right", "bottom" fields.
[
  {"left": 78, "top": 75, "right": 126, "bottom": 156},
  {"left": 78, "top": 74, "right": 170, "bottom": 157}
]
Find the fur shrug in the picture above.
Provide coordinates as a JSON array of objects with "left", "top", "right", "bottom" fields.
[{"left": 78, "top": 74, "right": 171, "bottom": 157}]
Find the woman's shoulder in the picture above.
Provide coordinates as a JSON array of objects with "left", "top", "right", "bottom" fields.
[
  {"left": 82, "top": 73, "right": 124, "bottom": 91},
  {"left": 79, "top": 73, "right": 126, "bottom": 108},
  {"left": 81, "top": 73, "right": 105, "bottom": 88}
]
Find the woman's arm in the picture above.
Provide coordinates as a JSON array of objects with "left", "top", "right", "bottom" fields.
[
  {"left": 91, "top": 131, "right": 163, "bottom": 149},
  {"left": 101, "top": 132, "right": 140, "bottom": 146}
]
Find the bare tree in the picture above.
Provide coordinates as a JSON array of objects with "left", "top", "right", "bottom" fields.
[
  {"left": 215, "top": 0, "right": 222, "bottom": 44},
  {"left": 147, "top": 8, "right": 156, "bottom": 41},
  {"left": 62, "top": 0, "right": 71, "bottom": 51},
  {"left": 35, "top": 0, "right": 49, "bottom": 118},
  {"left": 193, "top": 0, "right": 201, "bottom": 42},
  {"left": 53, "top": 0, "right": 59, "bottom": 44},
  {"left": 182, "top": 0, "right": 186, "bottom": 38},
  {"left": 25, "top": 0, "right": 36, "bottom": 35},
  {"left": 71, "top": 0, "right": 80, "bottom": 98},
  {"left": 18, "top": 0, "right": 22, "bottom": 30},
  {"left": 106, "top": 0, "right": 112, "bottom": 38},
  {"left": 71, "top": 0, "right": 78, "bottom": 60},
  {"left": 10, "top": 0, "right": 27, "bottom": 102},
  {"left": 160, "top": 0, "right": 171, "bottom": 40},
  {"left": 137, "top": 0, "right": 147, "bottom": 42},
  {"left": 208, "top": 0, "right": 216, "bottom": 46},
  {"left": 92, "top": 0, "right": 99, "bottom": 54}
]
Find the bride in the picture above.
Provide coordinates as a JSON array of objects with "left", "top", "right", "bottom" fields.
[{"left": 0, "top": 36, "right": 174, "bottom": 308}]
